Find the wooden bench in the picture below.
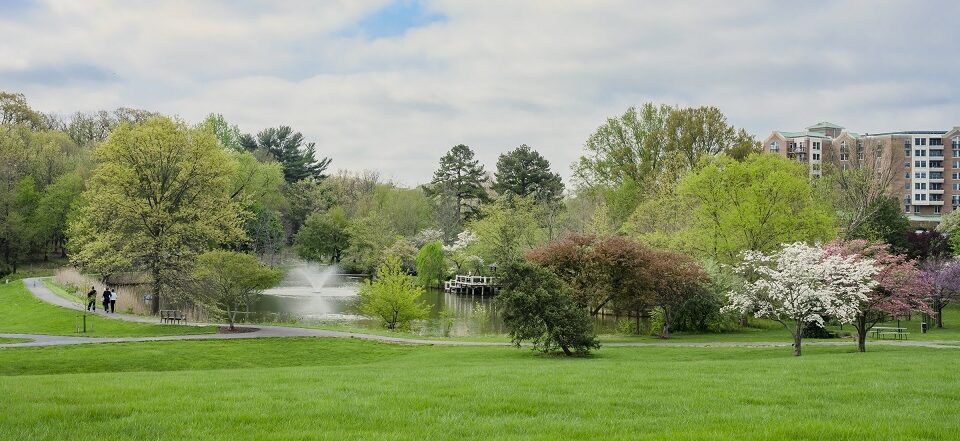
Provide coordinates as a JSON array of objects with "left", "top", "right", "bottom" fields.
[
  {"left": 876, "top": 330, "right": 910, "bottom": 340},
  {"left": 159, "top": 310, "right": 186, "bottom": 324}
]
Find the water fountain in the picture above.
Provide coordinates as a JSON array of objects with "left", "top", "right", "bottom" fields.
[{"left": 259, "top": 261, "right": 363, "bottom": 319}]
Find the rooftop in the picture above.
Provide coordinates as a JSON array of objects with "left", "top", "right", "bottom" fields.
[
  {"left": 806, "top": 121, "right": 845, "bottom": 130},
  {"left": 863, "top": 131, "right": 948, "bottom": 136},
  {"left": 778, "top": 131, "right": 830, "bottom": 139}
]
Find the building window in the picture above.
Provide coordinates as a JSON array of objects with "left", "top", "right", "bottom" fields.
[
  {"left": 931, "top": 161, "right": 943, "bottom": 168},
  {"left": 905, "top": 204, "right": 911, "bottom": 213},
  {"left": 954, "top": 173, "right": 960, "bottom": 180},
  {"left": 812, "top": 153, "right": 820, "bottom": 160},
  {"left": 914, "top": 206, "right": 921, "bottom": 213},
  {"left": 916, "top": 149, "right": 926, "bottom": 157},
  {"left": 954, "top": 161, "right": 960, "bottom": 168},
  {"left": 915, "top": 138, "right": 927, "bottom": 146},
  {"left": 932, "top": 194, "right": 943, "bottom": 202},
  {"left": 953, "top": 137, "right": 960, "bottom": 148},
  {"left": 904, "top": 161, "right": 910, "bottom": 168},
  {"left": 915, "top": 183, "right": 926, "bottom": 190},
  {"left": 813, "top": 142, "right": 821, "bottom": 150},
  {"left": 954, "top": 183, "right": 960, "bottom": 191},
  {"left": 930, "top": 172, "right": 941, "bottom": 179},
  {"left": 905, "top": 173, "right": 910, "bottom": 179},
  {"left": 931, "top": 149, "right": 944, "bottom": 157},
  {"left": 931, "top": 183, "right": 943, "bottom": 190},
  {"left": 931, "top": 138, "right": 943, "bottom": 146},
  {"left": 953, "top": 149, "right": 960, "bottom": 158},
  {"left": 935, "top": 206, "right": 942, "bottom": 214},
  {"left": 770, "top": 141, "right": 780, "bottom": 153}
]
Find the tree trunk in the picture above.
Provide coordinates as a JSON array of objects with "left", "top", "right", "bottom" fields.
[
  {"left": 936, "top": 303, "right": 944, "bottom": 328},
  {"left": 660, "top": 307, "right": 671, "bottom": 339},
  {"left": 856, "top": 314, "right": 867, "bottom": 353},
  {"left": 793, "top": 323, "right": 803, "bottom": 357},
  {"left": 150, "top": 271, "right": 161, "bottom": 315},
  {"left": 560, "top": 345, "right": 573, "bottom": 356}
]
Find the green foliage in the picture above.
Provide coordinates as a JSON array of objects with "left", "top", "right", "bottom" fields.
[
  {"left": 68, "top": 117, "right": 245, "bottom": 311},
  {"left": 936, "top": 208, "right": 960, "bottom": 253},
  {"left": 199, "top": 113, "right": 243, "bottom": 151},
  {"left": 357, "top": 257, "right": 428, "bottom": 330},
  {"left": 679, "top": 154, "right": 836, "bottom": 263},
  {"left": 293, "top": 207, "right": 351, "bottom": 263},
  {"left": 244, "top": 208, "right": 285, "bottom": 264},
  {"left": 497, "top": 260, "right": 599, "bottom": 356},
  {"left": 428, "top": 144, "right": 489, "bottom": 223},
  {"left": 493, "top": 144, "right": 564, "bottom": 203},
  {"left": 229, "top": 151, "right": 285, "bottom": 210},
  {"left": 415, "top": 241, "right": 446, "bottom": 288},
  {"left": 0, "top": 91, "right": 43, "bottom": 128},
  {"left": 467, "top": 195, "right": 546, "bottom": 264},
  {"left": 192, "top": 250, "right": 283, "bottom": 329},
  {"left": 383, "top": 237, "right": 418, "bottom": 273},
  {"left": 343, "top": 215, "right": 397, "bottom": 274},
  {"left": 239, "top": 126, "right": 331, "bottom": 183},
  {"left": 850, "top": 196, "right": 911, "bottom": 252}
]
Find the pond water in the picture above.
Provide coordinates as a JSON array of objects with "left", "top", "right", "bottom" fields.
[{"left": 255, "top": 262, "right": 508, "bottom": 335}]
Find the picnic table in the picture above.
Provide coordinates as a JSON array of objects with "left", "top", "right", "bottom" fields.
[{"left": 872, "top": 326, "right": 909, "bottom": 340}]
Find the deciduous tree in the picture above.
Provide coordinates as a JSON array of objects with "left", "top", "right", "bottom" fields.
[
  {"left": 358, "top": 257, "right": 428, "bottom": 330},
  {"left": 192, "top": 250, "right": 283, "bottom": 330},
  {"left": 921, "top": 259, "right": 960, "bottom": 328},
  {"left": 726, "top": 243, "right": 877, "bottom": 356}
]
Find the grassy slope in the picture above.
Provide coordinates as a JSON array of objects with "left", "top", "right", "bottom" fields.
[
  {"left": 0, "top": 281, "right": 215, "bottom": 337},
  {"left": 1, "top": 338, "right": 959, "bottom": 440}
]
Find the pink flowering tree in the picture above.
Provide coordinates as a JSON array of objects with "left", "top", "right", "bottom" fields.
[
  {"left": 921, "top": 259, "right": 960, "bottom": 328},
  {"left": 726, "top": 243, "right": 877, "bottom": 356},
  {"left": 825, "top": 240, "right": 931, "bottom": 352}
]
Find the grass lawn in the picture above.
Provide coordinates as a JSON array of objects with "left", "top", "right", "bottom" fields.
[
  {"left": 0, "top": 281, "right": 216, "bottom": 337},
  {"left": 0, "top": 337, "right": 29, "bottom": 344},
  {"left": 1, "top": 337, "right": 958, "bottom": 440}
]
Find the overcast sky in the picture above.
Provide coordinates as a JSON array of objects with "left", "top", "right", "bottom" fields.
[{"left": 3, "top": 0, "right": 959, "bottom": 186}]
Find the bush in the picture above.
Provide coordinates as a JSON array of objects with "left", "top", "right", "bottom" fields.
[
  {"left": 358, "top": 257, "right": 429, "bottom": 330},
  {"left": 497, "top": 261, "right": 599, "bottom": 356}
]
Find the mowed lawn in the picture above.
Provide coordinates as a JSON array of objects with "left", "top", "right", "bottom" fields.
[
  {"left": 0, "top": 281, "right": 215, "bottom": 337},
  {"left": 2, "top": 338, "right": 959, "bottom": 440}
]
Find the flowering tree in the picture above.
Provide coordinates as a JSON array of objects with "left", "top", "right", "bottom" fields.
[
  {"left": 921, "top": 259, "right": 960, "bottom": 328},
  {"left": 726, "top": 243, "right": 877, "bottom": 356},
  {"left": 825, "top": 240, "right": 930, "bottom": 352}
]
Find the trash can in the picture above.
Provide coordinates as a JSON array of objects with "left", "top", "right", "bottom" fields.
[{"left": 921, "top": 322, "right": 928, "bottom": 334}]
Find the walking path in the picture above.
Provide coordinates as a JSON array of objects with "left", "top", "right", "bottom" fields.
[{"left": 4, "top": 278, "right": 959, "bottom": 350}]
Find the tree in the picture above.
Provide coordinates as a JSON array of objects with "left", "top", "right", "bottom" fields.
[
  {"left": 825, "top": 240, "right": 931, "bottom": 352},
  {"left": 816, "top": 157, "right": 896, "bottom": 240},
  {"left": 573, "top": 103, "right": 756, "bottom": 193},
  {"left": 921, "top": 259, "right": 960, "bottom": 328},
  {"left": 33, "top": 173, "right": 84, "bottom": 258},
  {"left": 850, "top": 196, "right": 911, "bottom": 252},
  {"left": 0, "top": 91, "right": 43, "bottom": 129},
  {"left": 428, "top": 144, "right": 489, "bottom": 223},
  {"left": 466, "top": 195, "right": 544, "bottom": 264},
  {"left": 415, "top": 241, "right": 446, "bottom": 288},
  {"left": 244, "top": 208, "right": 285, "bottom": 266},
  {"left": 293, "top": 207, "right": 351, "bottom": 263},
  {"left": 342, "top": 215, "right": 397, "bottom": 274},
  {"left": 192, "top": 251, "right": 283, "bottom": 330},
  {"left": 905, "top": 230, "right": 953, "bottom": 262},
  {"left": 528, "top": 235, "right": 657, "bottom": 322},
  {"left": 498, "top": 260, "right": 599, "bottom": 356},
  {"left": 726, "top": 243, "right": 877, "bottom": 356},
  {"left": 648, "top": 250, "right": 710, "bottom": 338},
  {"left": 936, "top": 209, "right": 960, "bottom": 252},
  {"left": 68, "top": 117, "right": 245, "bottom": 313},
  {"left": 200, "top": 113, "right": 243, "bottom": 151},
  {"left": 239, "top": 126, "right": 331, "bottom": 183},
  {"left": 680, "top": 154, "right": 837, "bottom": 263},
  {"left": 357, "top": 257, "right": 428, "bottom": 330},
  {"left": 493, "top": 144, "right": 564, "bottom": 203},
  {"left": 383, "top": 237, "right": 418, "bottom": 273}
]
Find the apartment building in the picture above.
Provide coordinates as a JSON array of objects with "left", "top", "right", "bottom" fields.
[{"left": 762, "top": 122, "right": 960, "bottom": 221}]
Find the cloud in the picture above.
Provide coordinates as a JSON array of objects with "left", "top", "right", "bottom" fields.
[{"left": 2, "top": 0, "right": 959, "bottom": 186}]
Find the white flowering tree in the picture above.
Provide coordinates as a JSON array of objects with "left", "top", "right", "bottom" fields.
[{"left": 725, "top": 243, "right": 877, "bottom": 356}]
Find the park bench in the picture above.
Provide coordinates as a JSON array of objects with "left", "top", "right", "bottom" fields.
[
  {"left": 872, "top": 326, "right": 909, "bottom": 340},
  {"left": 160, "top": 310, "right": 186, "bottom": 324}
]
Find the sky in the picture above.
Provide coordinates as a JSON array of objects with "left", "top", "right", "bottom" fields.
[{"left": 2, "top": 0, "right": 959, "bottom": 186}]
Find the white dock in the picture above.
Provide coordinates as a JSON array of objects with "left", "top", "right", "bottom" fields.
[{"left": 443, "top": 275, "right": 499, "bottom": 295}]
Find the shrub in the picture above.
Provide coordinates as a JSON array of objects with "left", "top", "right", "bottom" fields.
[{"left": 358, "top": 257, "right": 428, "bottom": 330}]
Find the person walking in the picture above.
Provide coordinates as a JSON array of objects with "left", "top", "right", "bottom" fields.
[
  {"left": 102, "top": 287, "right": 111, "bottom": 313},
  {"left": 109, "top": 288, "right": 117, "bottom": 313},
  {"left": 86, "top": 286, "right": 97, "bottom": 311}
]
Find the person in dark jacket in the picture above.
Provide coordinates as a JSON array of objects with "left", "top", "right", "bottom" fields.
[
  {"left": 102, "top": 288, "right": 111, "bottom": 313},
  {"left": 86, "top": 287, "right": 97, "bottom": 311}
]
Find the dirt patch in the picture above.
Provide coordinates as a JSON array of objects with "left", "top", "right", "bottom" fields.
[{"left": 217, "top": 326, "right": 260, "bottom": 334}]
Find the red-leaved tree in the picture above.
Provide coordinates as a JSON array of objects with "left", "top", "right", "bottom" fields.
[
  {"left": 825, "top": 239, "right": 931, "bottom": 352},
  {"left": 921, "top": 259, "right": 960, "bottom": 328}
]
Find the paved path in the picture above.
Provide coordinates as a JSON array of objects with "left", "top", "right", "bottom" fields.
[{"left": 4, "top": 278, "right": 959, "bottom": 350}]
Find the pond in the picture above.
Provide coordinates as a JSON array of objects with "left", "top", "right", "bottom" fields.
[{"left": 255, "top": 261, "right": 508, "bottom": 335}]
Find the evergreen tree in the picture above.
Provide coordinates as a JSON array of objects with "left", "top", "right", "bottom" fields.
[
  {"left": 428, "top": 144, "right": 489, "bottom": 223},
  {"left": 493, "top": 144, "right": 564, "bottom": 203},
  {"left": 239, "top": 126, "right": 331, "bottom": 183}
]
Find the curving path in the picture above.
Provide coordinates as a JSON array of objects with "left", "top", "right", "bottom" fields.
[{"left": 4, "top": 278, "right": 959, "bottom": 350}]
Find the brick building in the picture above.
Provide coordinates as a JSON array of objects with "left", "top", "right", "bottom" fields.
[{"left": 762, "top": 122, "right": 960, "bottom": 222}]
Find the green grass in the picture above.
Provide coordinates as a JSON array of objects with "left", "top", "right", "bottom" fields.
[
  {"left": 0, "top": 337, "right": 29, "bottom": 344},
  {"left": 42, "top": 279, "right": 86, "bottom": 303},
  {"left": 1, "top": 337, "right": 958, "bottom": 440},
  {"left": 0, "top": 281, "right": 216, "bottom": 337}
]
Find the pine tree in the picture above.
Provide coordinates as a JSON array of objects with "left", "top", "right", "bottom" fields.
[
  {"left": 493, "top": 144, "right": 564, "bottom": 203},
  {"left": 239, "top": 126, "right": 331, "bottom": 183},
  {"left": 428, "top": 144, "right": 489, "bottom": 223}
]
